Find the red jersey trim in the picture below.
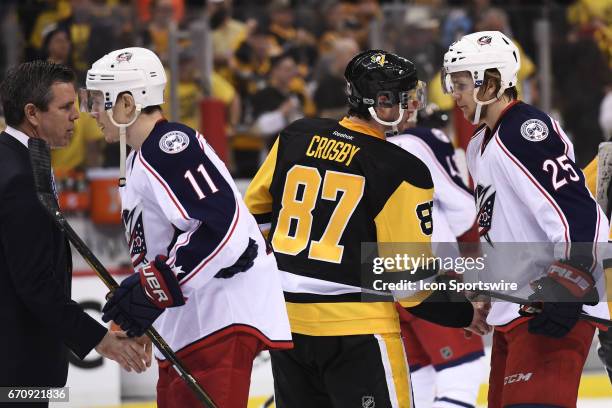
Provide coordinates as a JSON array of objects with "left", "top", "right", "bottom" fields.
[
  {"left": 178, "top": 198, "right": 240, "bottom": 287},
  {"left": 494, "top": 134, "right": 571, "bottom": 253},
  {"left": 156, "top": 324, "right": 293, "bottom": 367},
  {"left": 138, "top": 151, "right": 190, "bottom": 221}
]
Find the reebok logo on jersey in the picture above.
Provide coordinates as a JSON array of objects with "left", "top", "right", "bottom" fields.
[
  {"left": 520, "top": 119, "right": 549, "bottom": 142},
  {"left": 504, "top": 372, "right": 533, "bottom": 385},
  {"left": 159, "top": 131, "right": 190, "bottom": 154},
  {"left": 332, "top": 130, "right": 353, "bottom": 140}
]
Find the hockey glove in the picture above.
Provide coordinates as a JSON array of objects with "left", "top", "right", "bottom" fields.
[
  {"left": 521, "top": 260, "right": 597, "bottom": 338},
  {"left": 102, "top": 256, "right": 185, "bottom": 337},
  {"left": 214, "top": 238, "right": 258, "bottom": 279}
]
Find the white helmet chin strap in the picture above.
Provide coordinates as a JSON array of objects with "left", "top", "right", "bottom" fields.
[
  {"left": 106, "top": 106, "right": 142, "bottom": 187},
  {"left": 471, "top": 87, "right": 501, "bottom": 125},
  {"left": 368, "top": 106, "right": 406, "bottom": 136}
]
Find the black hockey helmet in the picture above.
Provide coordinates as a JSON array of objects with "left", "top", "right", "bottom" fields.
[{"left": 344, "top": 50, "right": 423, "bottom": 115}]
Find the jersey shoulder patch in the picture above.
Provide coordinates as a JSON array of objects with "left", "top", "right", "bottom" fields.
[
  {"left": 159, "top": 130, "right": 190, "bottom": 154},
  {"left": 141, "top": 121, "right": 199, "bottom": 164},
  {"left": 496, "top": 103, "right": 564, "bottom": 158},
  {"left": 520, "top": 118, "right": 549, "bottom": 142}
]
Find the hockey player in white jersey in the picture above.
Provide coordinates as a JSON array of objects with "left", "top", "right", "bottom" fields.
[
  {"left": 79, "top": 47, "right": 292, "bottom": 407},
  {"left": 389, "top": 110, "right": 487, "bottom": 408},
  {"left": 442, "top": 31, "right": 609, "bottom": 407}
]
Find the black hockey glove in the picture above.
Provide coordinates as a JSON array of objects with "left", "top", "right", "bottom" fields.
[
  {"left": 102, "top": 256, "right": 185, "bottom": 337},
  {"left": 214, "top": 238, "right": 258, "bottom": 279},
  {"left": 520, "top": 260, "right": 597, "bottom": 339}
]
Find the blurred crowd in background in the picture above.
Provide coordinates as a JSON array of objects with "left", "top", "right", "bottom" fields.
[{"left": 0, "top": 0, "right": 610, "bottom": 184}]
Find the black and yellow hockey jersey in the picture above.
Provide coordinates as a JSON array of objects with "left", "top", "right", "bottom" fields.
[{"left": 245, "top": 117, "right": 435, "bottom": 336}]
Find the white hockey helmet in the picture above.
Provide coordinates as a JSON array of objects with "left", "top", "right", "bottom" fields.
[
  {"left": 80, "top": 47, "right": 166, "bottom": 114},
  {"left": 80, "top": 47, "right": 166, "bottom": 187},
  {"left": 441, "top": 30, "right": 520, "bottom": 97}
]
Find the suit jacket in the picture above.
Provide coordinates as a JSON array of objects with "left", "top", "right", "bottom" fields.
[{"left": 0, "top": 132, "right": 106, "bottom": 387}]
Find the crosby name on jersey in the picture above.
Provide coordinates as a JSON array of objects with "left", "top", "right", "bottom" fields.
[
  {"left": 120, "top": 120, "right": 292, "bottom": 359},
  {"left": 466, "top": 101, "right": 610, "bottom": 327}
]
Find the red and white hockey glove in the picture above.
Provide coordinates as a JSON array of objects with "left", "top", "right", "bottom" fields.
[
  {"left": 520, "top": 260, "right": 598, "bottom": 338},
  {"left": 140, "top": 256, "right": 186, "bottom": 308},
  {"left": 102, "top": 256, "right": 185, "bottom": 337}
]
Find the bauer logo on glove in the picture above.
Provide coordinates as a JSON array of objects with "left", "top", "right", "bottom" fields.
[
  {"left": 140, "top": 257, "right": 182, "bottom": 308},
  {"left": 102, "top": 255, "right": 185, "bottom": 337}
]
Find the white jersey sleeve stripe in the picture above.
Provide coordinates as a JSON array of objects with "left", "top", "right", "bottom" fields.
[
  {"left": 494, "top": 134, "right": 571, "bottom": 255},
  {"left": 592, "top": 209, "right": 601, "bottom": 271},
  {"left": 167, "top": 223, "right": 199, "bottom": 266},
  {"left": 411, "top": 137, "right": 473, "bottom": 201},
  {"left": 138, "top": 152, "right": 190, "bottom": 221},
  {"left": 551, "top": 118, "right": 569, "bottom": 156},
  {"left": 179, "top": 199, "right": 241, "bottom": 287}
]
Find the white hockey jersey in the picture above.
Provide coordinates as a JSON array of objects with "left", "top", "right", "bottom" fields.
[
  {"left": 389, "top": 127, "right": 476, "bottom": 244},
  {"left": 120, "top": 120, "right": 292, "bottom": 359},
  {"left": 466, "top": 101, "right": 610, "bottom": 327}
]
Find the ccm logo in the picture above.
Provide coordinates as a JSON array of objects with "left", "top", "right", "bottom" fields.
[
  {"left": 142, "top": 265, "right": 170, "bottom": 304},
  {"left": 504, "top": 372, "right": 533, "bottom": 385}
]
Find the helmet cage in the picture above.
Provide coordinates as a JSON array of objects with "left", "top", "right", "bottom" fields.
[{"left": 349, "top": 80, "right": 427, "bottom": 112}]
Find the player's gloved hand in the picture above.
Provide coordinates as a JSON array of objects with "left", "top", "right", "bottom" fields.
[
  {"left": 102, "top": 256, "right": 185, "bottom": 337},
  {"left": 215, "top": 238, "right": 258, "bottom": 279},
  {"left": 520, "top": 260, "right": 597, "bottom": 338}
]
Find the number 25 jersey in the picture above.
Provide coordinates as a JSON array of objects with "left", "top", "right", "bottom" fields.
[
  {"left": 466, "top": 101, "right": 609, "bottom": 326},
  {"left": 245, "top": 117, "right": 436, "bottom": 336}
]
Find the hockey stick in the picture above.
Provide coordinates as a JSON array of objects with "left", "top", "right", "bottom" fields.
[
  {"left": 28, "top": 138, "right": 216, "bottom": 408},
  {"left": 475, "top": 289, "right": 612, "bottom": 327},
  {"left": 261, "top": 395, "right": 275, "bottom": 408}
]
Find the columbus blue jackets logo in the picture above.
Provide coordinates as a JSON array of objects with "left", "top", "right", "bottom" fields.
[
  {"left": 520, "top": 119, "right": 549, "bottom": 142},
  {"left": 475, "top": 184, "right": 496, "bottom": 245},
  {"left": 122, "top": 205, "right": 148, "bottom": 267},
  {"left": 477, "top": 35, "right": 492, "bottom": 45},
  {"left": 116, "top": 52, "right": 133, "bottom": 63},
  {"left": 159, "top": 131, "right": 190, "bottom": 154}
]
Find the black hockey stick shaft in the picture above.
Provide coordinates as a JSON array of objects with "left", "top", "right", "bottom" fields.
[
  {"left": 476, "top": 289, "right": 612, "bottom": 327},
  {"left": 28, "top": 138, "right": 216, "bottom": 408}
]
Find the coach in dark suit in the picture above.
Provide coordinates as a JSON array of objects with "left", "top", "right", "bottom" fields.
[{"left": 0, "top": 61, "right": 149, "bottom": 405}]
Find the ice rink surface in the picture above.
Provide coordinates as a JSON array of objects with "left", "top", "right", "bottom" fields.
[{"left": 577, "top": 400, "right": 612, "bottom": 408}]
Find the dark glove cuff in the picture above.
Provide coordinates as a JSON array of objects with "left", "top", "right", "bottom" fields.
[{"left": 547, "top": 259, "right": 595, "bottom": 299}]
